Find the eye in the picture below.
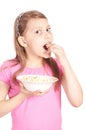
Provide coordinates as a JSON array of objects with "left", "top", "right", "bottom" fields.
[
  {"left": 35, "top": 30, "right": 41, "bottom": 34},
  {"left": 46, "top": 28, "right": 51, "bottom": 32}
]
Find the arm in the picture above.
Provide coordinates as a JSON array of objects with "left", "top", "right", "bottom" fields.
[
  {"left": 61, "top": 56, "right": 83, "bottom": 107},
  {"left": 0, "top": 81, "right": 48, "bottom": 117},
  {"left": 48, "top": 44, "right": 83, "bottom": 107},
  {"left": 0, "top": 81, "right": 28, "bottom": 117}
]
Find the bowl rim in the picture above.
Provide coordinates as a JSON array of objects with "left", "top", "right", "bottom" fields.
[{"left": 17, "top": 74, "right": 58, "bottom": 83}]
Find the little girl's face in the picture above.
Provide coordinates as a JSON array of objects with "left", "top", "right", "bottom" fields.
[{"left": 23, "top": 18, "right": 53, "bottom": 58}]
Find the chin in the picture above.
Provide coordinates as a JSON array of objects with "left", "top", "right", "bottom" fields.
[{"left": 43, "top": 54, "right": 51, "bottom": 58}]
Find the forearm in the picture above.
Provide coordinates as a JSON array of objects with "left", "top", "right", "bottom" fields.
[
  {"left": 62, "top": 58, "right": 83, "bottom": 107},
  {"left": 0, "top": 92, "right": 26, "bottom": 117},
  {"left": 49, "top": 44, "right": 83, "bottom": 106}
]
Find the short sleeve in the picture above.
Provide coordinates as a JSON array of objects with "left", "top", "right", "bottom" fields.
[{"left": 0, "top": 61, "right": 11, "bottom": 86}]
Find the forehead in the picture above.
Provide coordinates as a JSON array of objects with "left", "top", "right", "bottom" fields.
[{"left": 26, "top": 18, "right": 49, "bottom": 30}]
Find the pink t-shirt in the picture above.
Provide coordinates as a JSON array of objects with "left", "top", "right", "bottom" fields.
[{"left": 0, "top": 59, "right": 63, "bottom": 130}]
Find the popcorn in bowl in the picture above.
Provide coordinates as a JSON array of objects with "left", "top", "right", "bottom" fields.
[{"left": 17, "top": 75, "right": 58, "bottom": 92}]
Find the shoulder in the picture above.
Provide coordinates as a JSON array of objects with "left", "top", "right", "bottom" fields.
[
  {"left": 0, "top": 59, "right": 20, "bottom": 83},
  {"left": 0, "top": 60, "right": 11, "bottom": 69},
  {"left": 0, "top": 59, "right": 20, "bottom": 70}
]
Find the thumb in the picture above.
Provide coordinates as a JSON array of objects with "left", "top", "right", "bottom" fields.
[{"left": 19, "top": 82, "right": 24, "bottom": 88}]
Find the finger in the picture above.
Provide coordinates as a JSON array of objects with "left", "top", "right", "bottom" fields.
[
  {"left": 36, "top": 89, "right": 50, "bottom": 96},
  {"left": 19, "top": 82, "right": 24, "bottom": 87}
]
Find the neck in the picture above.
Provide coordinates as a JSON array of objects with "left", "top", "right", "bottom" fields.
[{"left": 26, "top": 57, "right": 45, "bottom": 68}]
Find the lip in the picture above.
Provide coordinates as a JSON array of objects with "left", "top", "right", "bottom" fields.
[{"left": 43, "top": 42, "right": 51, "bottom": 51}]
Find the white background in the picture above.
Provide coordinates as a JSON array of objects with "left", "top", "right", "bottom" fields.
[{"left": 0, "top": 0, "right": 87, "bottom": 130}]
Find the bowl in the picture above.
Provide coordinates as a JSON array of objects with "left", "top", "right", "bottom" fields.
[{"left": 17, "top": 75, "right": 58, "bottom": 92}]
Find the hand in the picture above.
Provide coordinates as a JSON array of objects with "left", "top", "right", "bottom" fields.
[
  {"left": 35, "top": 89, "right": 50, "bottom": 96},
  {"left": 19, "top": 82, "right": 49, "bottom": 97},
  {"left": 46, "top": 43, "right": 68, "bottom": 65}
]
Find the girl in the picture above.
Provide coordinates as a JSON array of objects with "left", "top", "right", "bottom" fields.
[{"left": 0, "top": 10, "right": 83, "bottom": 130}]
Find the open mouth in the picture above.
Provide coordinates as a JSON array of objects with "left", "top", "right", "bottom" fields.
[{"left": 43, "top": 44, "right": 48, "bottom": 51}]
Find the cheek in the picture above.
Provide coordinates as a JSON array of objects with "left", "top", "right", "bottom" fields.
[
  {"left": 30, "top": 43, "right": 41, "bottom": 52},
  {"left": 51, "top": 35, "right": 54, "bottom": 42},
  {"left": 27, "top": 37, "right": 43, "bottom": 50}
]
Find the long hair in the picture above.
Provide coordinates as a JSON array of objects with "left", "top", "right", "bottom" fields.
[{"left": 12, "top": 10, "right": 63, "bottom": 90}]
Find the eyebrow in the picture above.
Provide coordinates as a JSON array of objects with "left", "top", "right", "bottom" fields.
[{"left": 34, "top": 25, "right": 51, "bottom": 30}]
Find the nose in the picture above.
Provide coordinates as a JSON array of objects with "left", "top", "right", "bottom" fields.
[{"left": 44, "top": 31, "right": 53, "bottom": 41}]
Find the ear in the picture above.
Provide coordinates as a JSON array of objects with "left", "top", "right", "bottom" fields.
[{"left": 18, "top": 36, "right": 27, "bottom": 47}]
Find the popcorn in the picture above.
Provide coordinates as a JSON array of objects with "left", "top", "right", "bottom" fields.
[{"left": 21, "top": 75, "right": 55, "bottom": 83}]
